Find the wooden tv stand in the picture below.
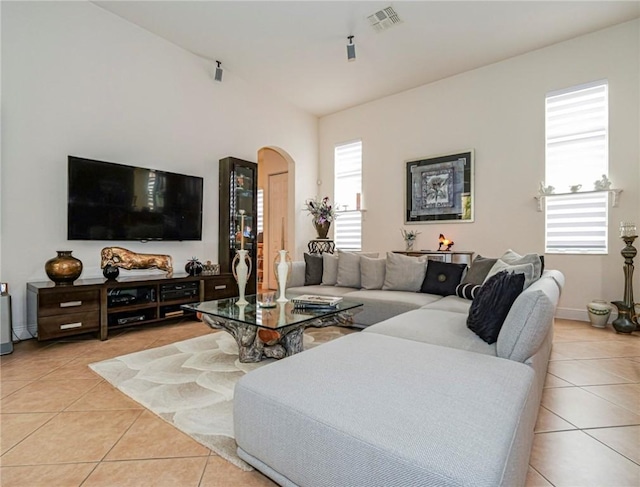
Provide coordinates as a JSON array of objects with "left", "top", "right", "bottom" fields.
[{"left": 27, "top": 273, "right": 237, "bottom": 341}]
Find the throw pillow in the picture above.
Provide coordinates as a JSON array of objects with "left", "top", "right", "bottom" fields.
[
  {"left": 303, "top": 253, "right": 323, "bottom": 286},
  {"left": 455, "top": 283, "right": 481, "bottom": 300},
  {"left": 420, "top": 261, "right": 467, "bottom": 296},
  {"left": 360, "top": 256, "right": 386, "bottom": 290},
  {"left": 467, "top": 270, "right": 526, "bottom": 344},
  {"left": 500, "top": 249, "right": 543, "bottom": 279},
  {"left": 460, "top": 255, "right": 497, "bottom": 285},
  {"left": 382, "top": 252, "right": 428, "bottom": 292},
  {"left": 321, "top": 253, "right": 339, "bottom": 286},
  {"left": 336, "top": 251, "right": 362, "bottom": 288},
  {"left": 484, "top": 260, "right": 536, "bottom": 289}
]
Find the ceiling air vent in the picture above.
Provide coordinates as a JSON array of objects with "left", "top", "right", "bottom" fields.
[{"left": 367, "top": 6, "right": 402, "bottom": 33}]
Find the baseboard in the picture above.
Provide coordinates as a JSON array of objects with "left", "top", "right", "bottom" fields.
[
  {"left": 555, "top": 306, "right": 616, "bottom": 324},
  {"left": 12, "top": 323, "right": 37, "bottom": 342}
]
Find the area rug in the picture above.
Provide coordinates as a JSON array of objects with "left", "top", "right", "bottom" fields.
[{"left": 89, "top": 327, "right": 350, "bottom": 471}]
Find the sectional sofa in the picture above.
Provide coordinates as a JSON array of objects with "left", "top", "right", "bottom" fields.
[{"left": 234, "top": 251, "right": 564, "bottom": 486}]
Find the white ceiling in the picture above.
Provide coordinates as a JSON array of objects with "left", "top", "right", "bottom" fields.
[{"left": 93, "top": 1, "right": 640, "bottom": 117}]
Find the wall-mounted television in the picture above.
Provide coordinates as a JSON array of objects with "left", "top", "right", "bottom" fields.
[{"left": 68, "top": 156, "right": 203, "bottom": 241}]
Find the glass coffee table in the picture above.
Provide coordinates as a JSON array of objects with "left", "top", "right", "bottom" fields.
[{"left": 182, "top": 294, "right": 362, "bottom": 363}]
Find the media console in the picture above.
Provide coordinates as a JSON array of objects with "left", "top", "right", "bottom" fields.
[{"left": 27, "top": 273, "right": 237, "bottom": 341}]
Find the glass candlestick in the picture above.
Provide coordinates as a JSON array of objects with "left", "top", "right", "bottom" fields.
[
  {"left": 611, "top": 234, "right": 639, "bottom": 334},
  {"left": 620, "top": 222, "right": 638, "bottom": 238}
]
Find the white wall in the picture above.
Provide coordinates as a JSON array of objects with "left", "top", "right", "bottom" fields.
[
  {"left": 1, "top": 1, "right": 318, "bottom": 337},
  {"left": 319, "top": 20, "right": 640, "bottom": 320}
]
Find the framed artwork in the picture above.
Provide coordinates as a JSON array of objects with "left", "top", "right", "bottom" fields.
[{"left": 405, "top": 150, "right": 474, "bottom": 223}]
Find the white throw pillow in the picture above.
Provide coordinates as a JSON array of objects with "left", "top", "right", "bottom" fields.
[
  {"left": 484, "top": 260, "right": 536, "bottom": 289},
  {"left": 500, "top": 249, "right": 542, "bottom": 279},
  {"left": 336, "top": 251, "right": 379, "bottom": 288},
  {"left": 382, "top": 252, "right": 428, "bottom": 292},
  {"left": 360, "top": 256, "right": 386, "bottom": 290},
  {"left": 321, "top": 253, "right": 339, "bottom": 285}
]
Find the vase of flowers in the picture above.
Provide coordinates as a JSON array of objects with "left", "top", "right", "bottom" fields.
[
  {"left": 305, "top": 196, "right": 336, "bottom": 239},
  {"left": 401, "top": 229, "right": 421, "bottom": 251}
]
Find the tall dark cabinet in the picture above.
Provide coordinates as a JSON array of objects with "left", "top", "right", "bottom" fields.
[{"left": 218, "top": 157, "right": 258, "bottom": 295}]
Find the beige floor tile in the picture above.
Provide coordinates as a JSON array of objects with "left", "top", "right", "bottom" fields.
[
  {"left": 0, "top": 412, "right": 56, "bottom": 455},
  {"left": 531, "top": 430, "right": 640, "bottom": 486},
  {"left": 200, "top": 455, "right": 277, "bottom": 487},
  {"left": 580, "top": 357, "right": 640, "bottom": 382},
  {"left": 541, "top": 387, "right": 640, "bottom": 428},
  {"left": 40, "top": 356, "right": 107, "bottom": 380},
  {"left": 0, "top": 462, "right": 97, "bottom": 487},
  {"left": 65, "top": 381, "right": 145, "bottom": 411},
  {"left": 105, "top": 410, "right": 209, "bottom": 460},
  {"left": 552, "top": 339, "right": 640, "bottom": 360},
  {"left": 535, "top": 406, "right": 577, "bottom": 433},
  {"left": 543, "top": 373, "right": 573, "bottom": 388},
  {"left": 582, "top": 384, "right": 640, "bottom": 414},
  {"left": 0, "top": 379, "right": 101, "bottom": 413},
  {"left": 0, "top": 409, "right": 141, "bottom": 465},
  {"left": 0, "top": 358, "right": 72, "bottom": 381},
  {"left": 553, "top": 326, "right": 621, "bottom": 342},
  {"left": 547, "top": 360, "right": 633, "bottom": 386},
  {"left": 586, "top": 425, "right": 640, "bottom": 464},
  {"left": 525, "top": 466, "right": 553, "bottom": 487},
  {"left": 82, "top": 457, "right": 208, "bottom": 487},
  {"left": 0, "top": 380, "right": 32, "bottom": 399}
]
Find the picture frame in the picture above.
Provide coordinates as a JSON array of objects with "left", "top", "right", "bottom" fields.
[{"left": 405, "top": 150, "right": 474, "bottom": 224}]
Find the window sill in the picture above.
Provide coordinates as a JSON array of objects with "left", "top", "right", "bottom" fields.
[{"left": 534, "top": 189, "right": 622, "bottom": 211}]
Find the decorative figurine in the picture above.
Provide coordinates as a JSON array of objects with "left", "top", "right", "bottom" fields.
[
  {"left": 569, "top": 184, "right": 582, "bottom": 193},
  {"left": 594, "top": 174, "right": 612, "bottom": 191},
  {"left": 438, "top": 234, "right": 454, "bottom": 251},
  {"left": 538, "top": 182, "right": 555, "bottom": 196},
  {"left": 100, "top": 247, "right": 173, "bottom": 277}
]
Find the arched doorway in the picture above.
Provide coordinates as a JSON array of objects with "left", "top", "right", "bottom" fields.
[{"left": 257, "top": 147, "right": 295, "bottom": 291}]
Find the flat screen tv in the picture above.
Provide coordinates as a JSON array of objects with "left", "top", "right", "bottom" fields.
[{"left": 68, "top": 156, "right": 203, "bottom": 241}]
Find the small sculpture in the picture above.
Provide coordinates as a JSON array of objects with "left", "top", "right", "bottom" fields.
[
  {"left": 569, "top": 184, "right": 582, "bottom": 193},
  {"left": 100, "top": 247, "right": 173, "bottom": 277},
  {"left": 594, "top": 174, "right": 612, "bottom": 191},
  {"left": 538, "top": 182, "right": 555, "bottom": 196},
  {"left": 438, "top": 234, "right": 454, "bottom": 251}
]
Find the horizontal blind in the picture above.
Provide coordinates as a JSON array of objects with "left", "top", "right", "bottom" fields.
[
  {"left": 334, "top": 141, "right": 362, "bottom": 251},
  {"left": 257, "top": 189, "right": 264, "bottom": 234},
  {"left": 545, "top": 81, "right": 608, "bottom": 254}
]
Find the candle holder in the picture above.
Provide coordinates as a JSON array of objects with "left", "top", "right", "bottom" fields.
[
  {"left": 232, "top": 249, "right": 252, "bottom": 306},
  {"left": 274, "top": 250, "right": 292, "bottom": 303},
  {"left": 611, "top": 233, "right": 639, "bottom": 334}
]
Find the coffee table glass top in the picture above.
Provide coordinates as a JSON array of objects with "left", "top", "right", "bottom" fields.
[{"left": 182, "top": 293, "right": 362, "bottom": 330}]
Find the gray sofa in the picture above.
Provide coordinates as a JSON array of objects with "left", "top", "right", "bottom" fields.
[{"left": 234, "top": 260, "right": 564, "bottom": 487}]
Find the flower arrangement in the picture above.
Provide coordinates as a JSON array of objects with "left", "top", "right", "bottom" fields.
[
  {"left": 304, "top": 196, "right": 336, "bottom": 223},
  {"left": 400, "top": 228, "right": 421, "bottom": 242}
]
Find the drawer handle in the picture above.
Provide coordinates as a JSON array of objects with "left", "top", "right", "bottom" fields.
[
  {"left": 60, "top": 301, "right": 82, "bottom": 308},
  {"left": 60, "top": 322, "right": 82, "bottom": 330},
  {"left": 214, "top": 285, "right": 227, "bottom": 290}
]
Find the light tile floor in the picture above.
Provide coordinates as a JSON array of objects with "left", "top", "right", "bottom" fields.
[{"left": 1, "top": 319, "right": 638, "bottom": 486}]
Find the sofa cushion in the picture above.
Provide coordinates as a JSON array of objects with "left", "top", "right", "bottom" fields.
[
  {"left": 303, "top": 253, "right": 323, "bottom": 285},
  {"left": 420, "top": 261, "right": 467, "bottom": 296},
  {"left": 468, "top": 271, "right": 526, "bottom": 344},
  {"left": 461, "top": 255, "right": 497, "bottom": 285},
  {"left": 321, "top": 253, "right": 339, "bottom": 285},
  {"left": 422, "top": 295, "right": 473, "bottom": 314},
  {"left": 485, "top": 261, "right": 536, "bottom": 289},
  {"left": 360, "top": 256, "right": 386, "bottom": 290},
  {"left": 336, "top": 251, "right": 378, "bottom": 288},
  {"left": 382, "top": 252, "right": 427, "bottom": 292},
  {"left": 500, "top": 249, "right": 543, "bottom": 279}
]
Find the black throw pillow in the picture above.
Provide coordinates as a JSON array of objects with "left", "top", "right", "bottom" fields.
[
  {"left": 420, "top": 261, "right": 467, "bottom": 296},
  {"left": 304, "top": 253, "right": 323, "bottom": 285},
  {"left": 467, "top": 270, "right": 525, "bottom": 344}
]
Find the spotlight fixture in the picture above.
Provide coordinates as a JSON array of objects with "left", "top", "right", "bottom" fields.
[
  {"left": 346, "top": 36, "right": 356, "bottom": 62},
  {"left": 214, "top": 60, "right": 223, "bottom": 82}
]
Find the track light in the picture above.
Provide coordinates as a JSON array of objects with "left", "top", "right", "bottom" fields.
[
  {"left": 347, "top": 36, "right": 356, "bottom": 62},
  {"left": 214, "top": 60, "right": 223, "bottom": 82}
]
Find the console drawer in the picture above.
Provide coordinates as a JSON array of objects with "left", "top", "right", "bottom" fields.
[
  {"left": 39, "top": 289, "right": 100, "bottom": 317},
  {"left": 37, "top": 310, "right": 100, "bottom": 340}
]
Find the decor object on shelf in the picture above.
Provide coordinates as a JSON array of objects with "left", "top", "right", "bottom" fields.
[
  {"left": 274, "top": 250, "right": 292, "bottom": 303},
  {"left": 611, "top": 222, "right": 638, "bottom": 334},
  {"left": 594, "top": 174, "right": 612, "bottom": 191},
  {"left": 305, "top": 196, "right": 336, "bottom": 239},
  {"left": 185, "top": 257, "right": 203, "bottom": 276},
  {"left": 401, "top": 229, "right": 420, "bottom": 251},
  {"left": 569, "top": 184, "right": 582, "bottom": 193},
  {"left": 100, "top": 247, "right": 173, "bottom": 277},
  {"left": 258, "top": 291, "right": 276, "bottom": 308},
  {"left": 45, "top": 250, "right": 83, "bottom": 285},
  {"left": 202, "top": 261, "right": 220, "bottom": 276},
  {"left": 232, "top": 249, "right": 252, "bottom": 306},
  {"left": 438, "top": 234, "right": 454, "bottom": 251},
  {"left": 102, "top": 264, "right": 119, "bottom": 280},
  {"left": 405, "top": 150, "right": 474, "bottom": 223},
  {"left": 586, "top": 300, "right": 611, "bottom": 328},
  {"left": 538, "top": 182, "right": 555, "bottom": 196}
]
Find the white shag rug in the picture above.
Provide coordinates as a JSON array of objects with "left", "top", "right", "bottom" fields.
[{"left": 89, "top": 327, "right": 348, "bottom": 471}]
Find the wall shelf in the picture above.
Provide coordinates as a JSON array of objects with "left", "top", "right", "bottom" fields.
[{"left": 534, "top": 189, "right": 622, "bottom": 211}]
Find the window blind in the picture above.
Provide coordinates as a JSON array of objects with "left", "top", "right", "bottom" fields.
[
  {"left": 334, "top": 140, "right": 362, "bottom": 251},
  {"left": 545, "top": 80, "right": 608, "bottom": 254}
]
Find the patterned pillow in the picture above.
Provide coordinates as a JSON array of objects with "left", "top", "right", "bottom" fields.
[
  {"left": 455, "top": 283, "right": 481, "bottom": 300},
  {"left": 420, "top": 261, "right": 467, "bottom": 296}
]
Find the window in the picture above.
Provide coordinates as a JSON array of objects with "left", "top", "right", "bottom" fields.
[
  {"left": 545, "top": 80, "right": 609, "bottom": 254},
  {"left": 334, "top": 140, "right": 362, "bottom": 251}
]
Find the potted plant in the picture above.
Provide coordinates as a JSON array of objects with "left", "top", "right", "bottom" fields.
[{"left": 305, "top": 196, "right": 336, "bottom": 239}]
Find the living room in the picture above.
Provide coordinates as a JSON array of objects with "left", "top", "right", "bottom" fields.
[{"left": 1, "top": 1, "right": 639, "bottom": 486}]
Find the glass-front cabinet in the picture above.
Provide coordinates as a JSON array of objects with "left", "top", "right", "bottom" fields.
[{"left": 218, "top": 157, "right": 258, "bottom": 295}]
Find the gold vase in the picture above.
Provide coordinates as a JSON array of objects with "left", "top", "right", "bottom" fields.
[
  {"left": 45, "top": 251, "right": 83, "bottom": 285},
  {"left": 313, "top": 220, "right": 331, "bottom": 239}
]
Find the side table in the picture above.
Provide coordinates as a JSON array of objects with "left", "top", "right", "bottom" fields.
[
  {"left": 308, "top": 239, "right": 335, "bottom": 254},
  {"left": 393, "top": 250, "right": 474, "bottom": 265}
]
